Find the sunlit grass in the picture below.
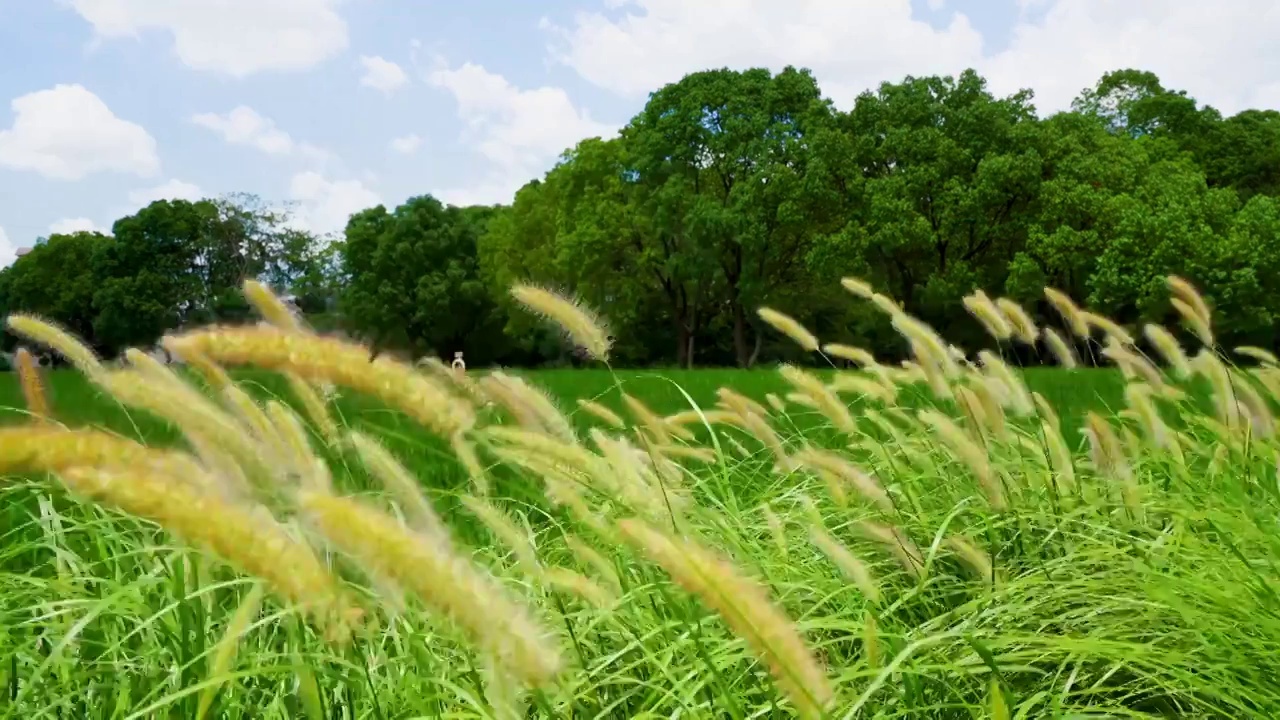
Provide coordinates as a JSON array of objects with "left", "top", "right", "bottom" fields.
[{"left": 0, "top": 278, "right": 1277, "bottom": 718}]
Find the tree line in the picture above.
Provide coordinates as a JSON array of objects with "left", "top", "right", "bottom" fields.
[{"left": 3, "top": 67, "right": 1279, "bottom": 368}]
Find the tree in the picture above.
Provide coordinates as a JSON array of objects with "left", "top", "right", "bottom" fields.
[
  {"left": 1202, "top": 109, "right": 1280, "bottom": 200},
  {"left": 341, "top": 195, "right": 506, "bottom": 364},
  {"left": 476, "top": 178, "right": 572, "bottom": 362},
  {"left": 1072, "top": 69, "right": 1214, "bottom": 141},
  {"left": 623, "top": 66, "right": 837, "bottom": 366},
  {"left": 554, "top": 137, "right": 714, "bottom": 366},
  {"left": 1086, "top": 157, "right": 1239, "bottom": 324},
  {"left": 809, "top": 69, "right": 1042, "bottom": 350},
  {"left": 91, "top": 199, "right": 218, "bottom": 353},
  {"left": 1004, "top": 111, "right": 1149, "bottom": 309},
  {"left": 0, "top": 231, "right": 107, "bottom": 355}
]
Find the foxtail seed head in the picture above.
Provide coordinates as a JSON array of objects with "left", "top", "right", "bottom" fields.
[
  {"left": 995, "top": 297, "right": 1039, "bottom": 345},
  {"left": 963, "top": 292, "right": 1013, "bottom": 342},
  {"left": 841, "top": 276, "right": 875, "bottom": 300},
  {"left": 60, "top": 466, "right": 360, "bottom": 643},
  {"left": 757, "top": 307, "right": 819, "bottom": 352},
  {"left": 300, "top": 489, "right": 563, "bottom": 686},
  {"left": 7, "top": 314, "right": 103, "bottom": 378},
  {"left": 14, "top": 347, "right": 49, "bottom": 422},
  {"left": 1042, "top": 328, "right": 1078, "bottom": 370},
  {"left": 618, "top": 518, "right": 834, "bottom": 719},
  {"left": 577, "top": 398, "right": 626, "bottom": 429},
  {"left": 164, "top": 325, "right": 473, "bottom": 438},
  {"left": 1043, "top": 287, "right": 1090, "bottom": 339},
  {"left": 808, "top": 525, "right": 882, "bottom": 603},
  {"left": 243, "top": 279, "right": 304, "bottom": 333},
  {"left": 510, "top": 284, "right": 611, "bottom": 362}
]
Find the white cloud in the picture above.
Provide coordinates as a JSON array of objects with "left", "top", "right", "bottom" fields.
[
  {"left": 359, "top": 55, "right": 409, "bottom": 94},
  {"left": 127, "top": 178, "right": 204, "bottom": 209},
  {"left": 545, "top": 0, "right": 1280, "bottom": 115},
  {"left": 48, "top": 217, "right": 108, "bottom": 235},
  {"left": 0, "top": 84, "right": 159, "bottom": 181},
  {"left": 543, "top": 0, "right": 983, "bottom": 107},
  {"left": 427, "top": 60, "right": 616, "bottom": 205},
  {"left": 288, "top": 171, "right": 381, "bottom": 236},
  {"left": 191, "top": 106, "right": 330, "bottom": 163},
  {"left": 68, "top": 0, "right": 348, "bottom": 77},
  {"left": 984, "top": 2, "right": 1280, "bottom": 114},
  {"left": 389, "top": 133, "right": 423, "bottom": 154},
  {"left": 0, "top": 226, "right": 17, "bottom": 269}
]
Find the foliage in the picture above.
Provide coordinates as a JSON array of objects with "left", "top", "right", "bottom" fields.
[
  {"left": 341, "top": 196, "right": 510, "bottom": 365},
  {"left": 4, "top": 66, "right": 1280, "bottom": 368},
  {"left": 0, "top": 195, "right": 335, "bottom": 359},
  {"left": 480, "top": 66, "right": 1280, "bottom": 367}
]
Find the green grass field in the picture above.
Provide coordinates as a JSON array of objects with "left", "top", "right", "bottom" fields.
[
  {"left": 2, "top": 341, "right": 1277, "bottom": 718},
  {"left": 0, "top": 366, "right": 1132, "bottom": 499},
  {"left": 0, "top": 364, "right": 1131, "bottom": 443}
]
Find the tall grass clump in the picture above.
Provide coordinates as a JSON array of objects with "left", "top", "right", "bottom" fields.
[{"left": 1, "top": 275, "right": 1278, "bottom": 717}]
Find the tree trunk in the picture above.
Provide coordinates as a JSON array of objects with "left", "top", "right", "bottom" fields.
[
  {"left": 675, "top": 319, "right": 690, "bottom": 368},
  {"left": 747, "top": 331, "right": 763, "bottom": 368},
  {"left": 685, "top": 333, "right": 696, "bottom": 369},
  {"left": 732, "top": 302, "right": 750, "bottom": 368}
]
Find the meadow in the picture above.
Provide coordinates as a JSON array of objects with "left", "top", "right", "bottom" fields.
[{"left": 1, "top": 279, "right": 1278, "bottom": 719}]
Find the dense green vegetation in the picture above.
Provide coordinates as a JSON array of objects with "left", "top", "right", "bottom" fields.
[{"left": 3, "top": 67, "right": 1279, "bottom": 367}]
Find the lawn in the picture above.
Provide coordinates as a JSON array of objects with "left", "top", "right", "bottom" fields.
[{"left": 0, "top": 364, "right": 1130, "bottom": 443}]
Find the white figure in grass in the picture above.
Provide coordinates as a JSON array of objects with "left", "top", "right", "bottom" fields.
[{"left": 451, "top": 351, "right": 466, "bottom": 375}]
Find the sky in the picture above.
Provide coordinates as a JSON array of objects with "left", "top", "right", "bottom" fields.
[{"left": 1, "top": 0, "right": 1279, "bottom": 269}]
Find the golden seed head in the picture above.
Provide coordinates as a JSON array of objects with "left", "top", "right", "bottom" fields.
[
  {"left": 164, "top": 325, "right": 474, "bottom": 438},
  {"left": 840, "top": 276, "right": 875, "bottom": 300},
  {"left": 963, "top": 291, "right": 1013, "bottom": 342},
  {"left": 577, "top": 398, "right": 626, "bottom": 429},
  {"left": 618, "top": 518, "right": 834, "bottom": 718},
  {"left": 6, "top": 314, "right": 103, "bottom": 378},
  {"left": 243, "top": 279, "right": 305, "bottom": 333},
  {"left": 510, "top": 283, "right": 611, "bottom": 362},
  {"left": 1043, "top": 287, "right": 1090, "bottom": 338},
  {"left": 301, "top": 490, "right": 563, "bottom": 685},
  {"left": 1041, "top": 328, "right": 1078, "bottom": 369},
  {"left": 14, "top": 347, "right": 50, "bottom": 422},
  {"left": 757, "top": 307, "right": 820, "bottom": 352}
]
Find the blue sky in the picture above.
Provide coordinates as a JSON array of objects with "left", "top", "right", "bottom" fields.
[{"left": 2, "top": 0, "right": 1278, "bottom": 267}]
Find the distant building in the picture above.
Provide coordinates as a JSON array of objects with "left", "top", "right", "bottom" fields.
[{"left": 15, "top": 247, "right": 32, "bottom": 258}]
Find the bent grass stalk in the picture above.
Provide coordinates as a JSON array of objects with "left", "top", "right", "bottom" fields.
[
  {"left": 617, "top": 518, "right": 834, "bottom": 719},
  {"left": 299, "top": 489, "right": 563, "bottom": 686},
  {"left": 59, "top": 465, "right": 361, "bottom": 643},
  {"left": 163, "top": 325, "right": 474, "bottom": 438}
]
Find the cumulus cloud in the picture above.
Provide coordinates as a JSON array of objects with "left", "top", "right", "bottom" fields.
[
  {"left": 542, "top": 0, "right": 983, "bottom": 108},
  {"left": 68, "top": 0, "right": 348, "bottom": 77},
  {"left": 359, "top": 55, "right": 410, "bottom": 94},
  {"left": 427, "top": 60, "right": 616, "bottom": 205},
  {"left": 544, "top": 0, "right": 1280, "bottom": 114},
  {"left": 389, "top": 133, "right": 423, "bottom": 154},
  {"left": 127, "top": 178, "right": 205, "bottom": 209},
  {"left": 191, "top": 106, "right": 329, "bottom": 163},
  {"left": 0, "top": 84, "right": 160, "bottom": 180},
  {"left": 288, "top": 171, "right": 381, "bottom": 236},
  {"left": 984, "top": 1, "right": 1280, "bottom": 114},
  {"left": 48, "top": 217, "right": 109, "bottom": 235}
]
